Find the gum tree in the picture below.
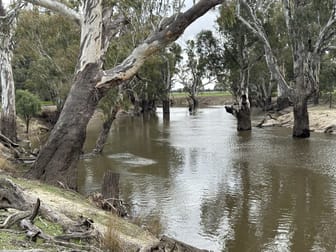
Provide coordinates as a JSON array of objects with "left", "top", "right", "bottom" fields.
[
  {"left": 0, "top": 0, "right": 22, "bottom": 141},
  {"left": 22, "top": 0, "right": 226, "bottom": 189},
  {"left": 236, "top": 0, "right": 336, "bottom": 137}
]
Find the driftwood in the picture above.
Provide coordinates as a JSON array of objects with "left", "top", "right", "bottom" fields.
[
  {"left": 150, "top": 235, "right": 210, "bottom": 252},
  {"left": 88, "top": 192, "right": 128, "bottom": 217},
  {"left": 89, "top": 171, "right": 128, "bottom": 217},
  {"left": 0, "top": 133, "right": 19, "bottom": 148},
  {"left": 324, "top": 124, "right": 336, "bottom": 134},
  {"left": 256, "top": 113, "right": 278, "bottom": 128}
]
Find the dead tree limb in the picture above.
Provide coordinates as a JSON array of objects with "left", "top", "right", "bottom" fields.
[{"left": 0, "top": 133, "right": 19, "bottom": 148}]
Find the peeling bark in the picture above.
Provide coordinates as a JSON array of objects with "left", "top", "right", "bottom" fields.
[
  {"left": 27, "top": 63, "right": 103, "bottom": 189},
  {"left": 26, "top": 0, "right": 225, "bottom": 188},
  {"left": 0, "top": 6, "right": 17, "bottom": 141},
  {"left": 293, "top": 95, "right": 310, "bottom": 138}
]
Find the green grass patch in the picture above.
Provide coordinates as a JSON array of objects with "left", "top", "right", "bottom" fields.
[
  {"left": 0, "top": 231, "right": 28, "bottom": 250},
  {"left": 40, "top": 100, "right": 54, "bottom": 106},
  {"left": 171, "top": 91, "right": 231, "bottom": 97},
  {"left": 35, "top": 217, "right": 63, "bottom": 236}
]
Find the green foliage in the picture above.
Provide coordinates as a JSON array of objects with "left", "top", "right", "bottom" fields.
[
  {"left": 13, "top": 10, "right": 80, "bottom": 110},
  {"left": 320, "top": 53, "right": 336, "bottom": 93},
  {"left": 217, "top": 2, "right": 236, "bottom": 29},
  {"left": 16, "top": 89, "right": 42, "bottom": 133}
]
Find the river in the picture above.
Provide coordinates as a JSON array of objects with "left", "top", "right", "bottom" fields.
[{"left": 78, "top": 107, "right": 336, "bottom": 252}]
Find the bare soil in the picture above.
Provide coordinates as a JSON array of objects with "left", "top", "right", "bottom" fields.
[{"left": 276, "top": 105, "right": 336, "bottom": 133}]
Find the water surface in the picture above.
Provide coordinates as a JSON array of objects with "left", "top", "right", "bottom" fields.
[{"left": 78, "top": 107, "right": 336, "bottom": 252}]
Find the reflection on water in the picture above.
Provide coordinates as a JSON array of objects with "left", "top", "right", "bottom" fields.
[{"left": 78, "top": 107, "right": 336, "bottom": 251}]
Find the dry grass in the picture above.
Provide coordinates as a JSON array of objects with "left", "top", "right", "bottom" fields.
[
  {"left": 0, "top": 156, "right": 13, "bottom": 173},
  {"left": 132, "top": 214, "right": 163, "bottom": 238},
  {"left": 103, "top": 213, "right": 123, "bottom": 252}
]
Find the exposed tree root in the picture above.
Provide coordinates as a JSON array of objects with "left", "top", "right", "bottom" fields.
[{"left": 0, "top": 178, "right": 103, "bottom": 251}]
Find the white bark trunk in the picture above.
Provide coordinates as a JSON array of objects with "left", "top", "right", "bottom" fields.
[
  {"left": 0, "top": 10, "right": 16, "bottom": 141},
  {"left": 77, "top": 0, "right": 103, "bottom": 72}
]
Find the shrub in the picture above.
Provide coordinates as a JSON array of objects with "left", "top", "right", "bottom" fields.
[{"left": 16, "top": 90, "right": 42, "bottom": 133}]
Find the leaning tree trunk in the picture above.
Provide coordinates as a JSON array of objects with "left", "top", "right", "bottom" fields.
[
  {"left": 25, "top": 0, "right": 224, "bottom": 190},
  {"left": 93, "top": 105, "right": 119, "bottom": 154},
  {"left": 0, "top": 19, "right": 16, "bottom": 141},
  {"left": 27, "top": 64, "right": 103, "bottom": 189}
]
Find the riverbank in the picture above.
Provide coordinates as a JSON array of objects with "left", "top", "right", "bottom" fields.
[
  {"left": 171, "top": 94, "right": 233, "bottom": 107},
  {"left": 254, "top": 104, "right": 336, "bottom": 134},
  {"left": 0, "top": 172, "right": 158, "bottom": 251}
]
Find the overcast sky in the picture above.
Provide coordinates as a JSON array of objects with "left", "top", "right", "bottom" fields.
[
  {"left": 3, "top": 0, "right": 218, "bottom": 41},
  {"left": 177, "top": 0, "right": 218, "bottom": 47}
]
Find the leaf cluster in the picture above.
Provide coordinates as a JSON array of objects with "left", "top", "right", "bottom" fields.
[
  {"left": 13, "top": 9, "right": 80, "bottom": 108},
  {"left": 16, "top": 89, "right": 42, "bottom": 120}
]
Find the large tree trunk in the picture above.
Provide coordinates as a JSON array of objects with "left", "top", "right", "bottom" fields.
[
  {"left": 188, "top": 95, "right": 198, "bottom": 114},
  {"left": 26, "top": 0, "right": 224, "bottom": 189},
  {"left": 162, "top": 98, "right": 170, "bottom": 121},
  {"left": 0, "top": 19, "right": 16, "bottom": 141},
  {"left": 236, "top": 35, "right": 251, "bottom": 130},
  {"left": 237, "top": 95, "right": 251, "bottom": 131},
  {"left": 93, "top": 105, "right": 118, "bottom": 154},
  {"left": 292, "top": 94, "right": 310, "bottom": 138},
  {"left": 27, "top": 64, "right": 102, "bottom": 189}
]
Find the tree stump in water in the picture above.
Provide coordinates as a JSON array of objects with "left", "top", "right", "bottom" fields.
[
  {"left": 102, "top": 171, "right": 120, "bottom": 199},
  {"left": 96, "top": 172, "right": 127, "bottom": 216}
]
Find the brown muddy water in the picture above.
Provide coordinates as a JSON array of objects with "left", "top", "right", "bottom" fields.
[{"left": 78, "top": 107, "right": 336, "bottom": 252}]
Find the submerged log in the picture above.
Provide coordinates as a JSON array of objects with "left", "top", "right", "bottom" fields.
[
  {"left": 150, "top": 235, "right": 209, "bottom": 252},
  {"left": 256, "top": 113, "right": 279, "bottom": 128}
]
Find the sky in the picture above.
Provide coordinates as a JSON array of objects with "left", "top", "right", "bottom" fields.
[
  {"left": 3, "top": 0, "right": 219, "bottom": 42},
  {"left": 3, "top": 0, "right": 219, "bottom": 89},
  {"left": 177, "top": 0, "right": 219, "bottom": 47}
]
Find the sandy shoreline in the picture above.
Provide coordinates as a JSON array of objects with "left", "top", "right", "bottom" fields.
[{"left": 259, "top": 105, "right": 336, "bottom": 134}]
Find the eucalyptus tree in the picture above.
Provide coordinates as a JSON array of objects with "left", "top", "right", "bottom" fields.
[
  {"left": 217, "top": 5, "right": 264, "bottom": 130},
  {"left": 178, "top": 30, "right": 220, "bottom": 113},
  {"left": 133, "top": 44, "right": 182, "bottom": 119},
  {"left": 320, "top": 53, "right": 336, "bottom": 108},
  {"left": 0, "top": 0, "right": 22, "bottom": 141},
  {"left": 13, "top": 10, "right": 80, "bottom": 112},
  {"left": 236, "top": 0, "right": 336, "bottom": 138},
  {"left": 158, "top": 44, "right": 182, "bottom": 120},
  {"left": 16, "top": 89, "right": 42, "bottom": 133},
  {"left": 21, "top": 0, "right": 225, "bottom": 189}
]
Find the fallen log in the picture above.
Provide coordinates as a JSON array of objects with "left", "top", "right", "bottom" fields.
[
  {"left": 0, "top": 133, "right": 19, "bottom": 148},
  {"left": 150, "top": 235, "right": 210, "bottom": 252}
]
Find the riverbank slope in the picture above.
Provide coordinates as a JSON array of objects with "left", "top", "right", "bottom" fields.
[{"left": 256, "top": 104, "right": 336, "bottom": 134}]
